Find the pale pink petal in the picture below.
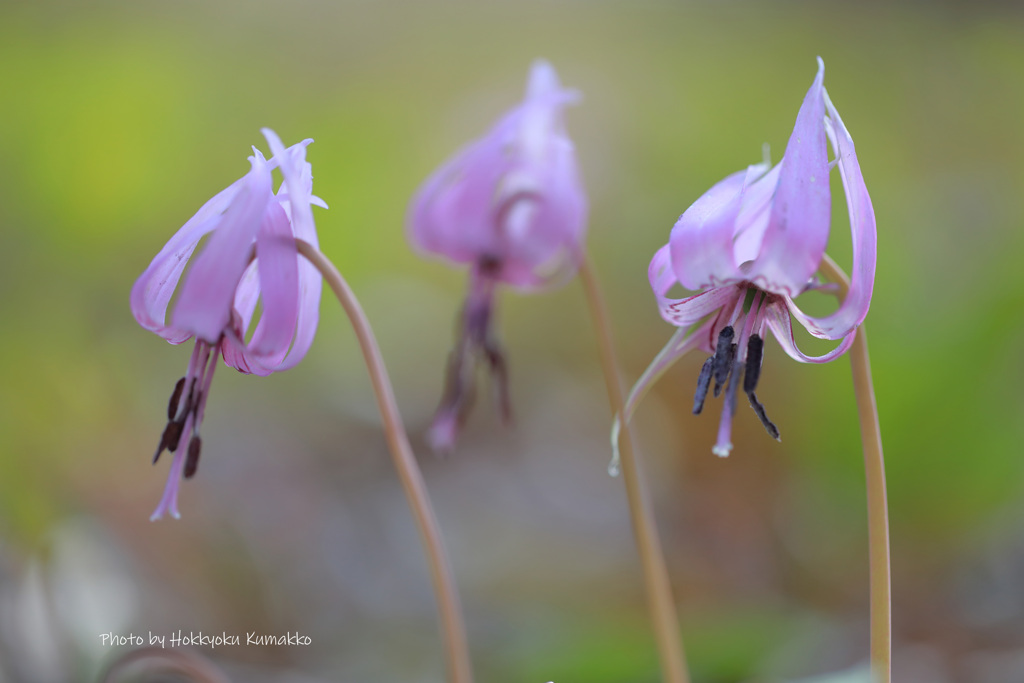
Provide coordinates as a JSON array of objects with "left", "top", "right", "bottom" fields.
[
  {"left": 263, "top": 129, "right": 324, "bottom": 371},
  {"left": 173, "top": 156, "right": 273, "bottom": 342},
  {"left": 408, "top": 61, "right": 585, "bottom": 290},
  {"left": 650, "top": 244, "right": 740, "bottom": 326},
  {"left": 130, "top": 176, "right": 246, "bottom": 343},
  {"left": 407, "top": 129, "right": 511, "bottom": 265},
  {"left": 518, "top": 60, "right": 579, "bottom": 165},
  {"left": 526, "top": 59, "right": 573, "bottom": 102},
  {"left": 231, "top": 261, "right": 261, "bottom": 340},
  {"left": 764, "top": 299, "right": 855, "bottom": 364},
  {"left": 497, "top": 136, "right": 587, "bottom": 289},
  {"left": 668, "top": 168, "right": 747, "bottom": 290},
  {"left": 732, "top": 162, "right": 782, "bottom": 265},
  {"left": 788, "top": 92, "right": 876, "bottom": 339},
  {"left": 746, "top": 57, "right": 831, "bottom": 297},
  {"left": 246, "top": 202, "right": 299, "bottom": 363},
  {"left": 220, "top": 333, "right": 254, "bottom": 375}
]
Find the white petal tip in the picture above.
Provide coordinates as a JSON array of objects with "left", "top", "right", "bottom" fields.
[
  {"left": 608, "top": 416, "right": 623, "bottom": 477},
  {"left": 607, "top": 457, "right": 621, "bottom": 478}
]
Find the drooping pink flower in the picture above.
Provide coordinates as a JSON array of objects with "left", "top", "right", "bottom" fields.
[
  {"left": 624, "top": 58, "right": 875, "bottom": 458},
  {"left": 408, "top": 60, "right": 588, "bottom": 452},
  {"left": 131, "top": 128, "right": 325, "bottom": 519}
]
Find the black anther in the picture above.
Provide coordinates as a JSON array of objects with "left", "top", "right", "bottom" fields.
[
  {"left": 184, "top": 436, "right": 202, "bottom": 479},
  {"left": 712, "top": 326, "right": 735, "bottom": 391},
  {"left": 167, "top": 378, "right": 186, "bottom": 420},
  {"left": 692, "top": 357, "right": 714, "bottom": 415},
  {"left": 744, "top": 335, "right": 764, "bottom": 394}
]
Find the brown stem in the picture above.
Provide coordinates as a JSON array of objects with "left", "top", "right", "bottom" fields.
[
  {"left": 820, "top": 253, "right": 891, "bottom": 683},
  {"left": 296, "top": 239, "right": 473, "bottom": 683},
  {"left": 579, "top": 254, "right": 691, "bottom": 683}
]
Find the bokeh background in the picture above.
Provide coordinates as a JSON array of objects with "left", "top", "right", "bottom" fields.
[{"left": 2, "top": 1, "right": 1024, "bottom": 681}]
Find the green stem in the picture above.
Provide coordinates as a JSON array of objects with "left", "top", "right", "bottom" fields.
[
  {"left": 820, "top": 254, "right": 891, "bottom": 683},
  {"left": 579, "top": 254, "right": 691, "bottom": 683},
  {"left": 297, "top": 240, "right": 474, "bottom": 683}
]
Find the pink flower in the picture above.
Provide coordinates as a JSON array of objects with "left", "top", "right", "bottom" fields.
[
  {"left": 131, "top": 129, "right": 325, "bottom": 519},
  {"left": 629, "top": 58, "right": 876, "bottom": 457},
  {"left": 408, "top": 61, "right": 587, "bottom": 452}
]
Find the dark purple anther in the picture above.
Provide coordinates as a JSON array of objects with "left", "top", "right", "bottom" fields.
[{"left": 692, "top": 357, "right": 714, "bottom": 415}]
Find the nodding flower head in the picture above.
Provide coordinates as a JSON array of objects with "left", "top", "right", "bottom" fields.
[
  {"left": 407, "top": 60, "right": 588, "bottom": 452},
  {"left": 130, "top": 128, "right": 326, "bottom": 519},
  {"left": 620, "top": 57, "right": 876, "bottom": 460}
]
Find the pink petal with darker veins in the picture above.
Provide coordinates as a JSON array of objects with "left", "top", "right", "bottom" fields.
[
  {"left": 764, "top": 300, "right": 855, "bottom": 364},
  {"left": 650, "top": 244, "right": 741, "bottom": 326}
]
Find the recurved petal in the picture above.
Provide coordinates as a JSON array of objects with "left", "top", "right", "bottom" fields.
[
  {"left": 263, "top": 129, "right": 318, "bottom": 246},
  {"left": 650, "top": 244, "right": 739, "bottom": 326},
  {"left": 246, "top": 202, "right": 300, "bottom": 365},
  {"left": 519, "top": 61, "right": 579, "bottom": 164},
  {"left": 746, "top": 57, "right": 831, "bottom": 297},
  {"left": 130, "top": 176, "right": 246, "bottom": 343},
  {"left": 263, "top": 129, "right": 323, "bottom": 371},
  {"left": 608, "top": 318, "right": 715, "bottom": 475},
  {"left": 764, "top": 299, "right": 855, "bottom": 364},
  {"left": 668, "top": 169, "right": 747, "bottom": 290},
  {"left": 173, "top": 155, "right": 273, "bottom": 343},
  {"left": 526, "top": 59, "right": 568, "bottom": 101},
  {"left": 788, "top": 92, "right": 876, "bottom": 339},
  {"left": 220, "top": 261, "right": 260, "bottom": 375}
]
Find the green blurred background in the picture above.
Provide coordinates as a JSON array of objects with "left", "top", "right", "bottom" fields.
[{"left": 2, "top": 0, "right": 1023, "bottom": 681}]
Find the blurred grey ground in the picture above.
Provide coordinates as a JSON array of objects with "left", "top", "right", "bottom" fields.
[{"left": 1, "top": 0, "right": 1024, "bottom": 681}]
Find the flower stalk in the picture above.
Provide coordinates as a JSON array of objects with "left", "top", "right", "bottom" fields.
[
  {"left": 820, "top": 254, "right": 890, "bottom": 683},
  {"left": 295, "top": 239, "right": 473, "bottom": 683},
  {"left": 579, "top": 254, "right": 690, "bottom": 683}
]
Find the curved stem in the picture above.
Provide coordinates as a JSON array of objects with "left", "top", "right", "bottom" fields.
[
  {"left": 579, "top": 254, "right": 691, "bottom": 683},
  {"left": 820, "top": 254, "right": 891, "bottom": 683},
  {"left": 296, "top": 240, "right": 473, "bottom": 683}
]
